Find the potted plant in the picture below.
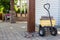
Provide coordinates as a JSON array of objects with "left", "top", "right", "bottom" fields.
[{"left": 16, "top": 8, "right": 21, "bottom": 17}]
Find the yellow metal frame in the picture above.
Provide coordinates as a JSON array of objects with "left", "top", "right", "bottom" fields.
[{"left": 40, "top": 19, "right": 56, "bottom": 27}]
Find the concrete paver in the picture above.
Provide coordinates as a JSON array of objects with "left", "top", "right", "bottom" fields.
[{"left": 0, "top": 22, "right": 60, "bottom": 40}]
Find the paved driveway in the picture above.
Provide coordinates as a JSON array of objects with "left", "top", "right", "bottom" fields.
[{"left": 0, "top": 22, "right": 60, "bottom": 40}]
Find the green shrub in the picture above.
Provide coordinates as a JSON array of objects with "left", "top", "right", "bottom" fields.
[{"left": 16, "top": 9, "right": 20, "bottom": 13}]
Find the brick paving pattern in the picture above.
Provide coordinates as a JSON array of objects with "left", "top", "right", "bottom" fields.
[{"left": 0, "top": 22, "right": 60, "bottom": 40}]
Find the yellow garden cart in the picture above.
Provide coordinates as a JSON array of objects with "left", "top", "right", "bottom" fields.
[{"left": 39, "top": 3, "right": 57, "bottom": 36}]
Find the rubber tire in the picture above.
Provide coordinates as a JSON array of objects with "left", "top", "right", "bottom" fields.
[
  {"left": 50, "top": 27, "right": 57, "bottom": 36},
  {"left": 39, "top": 28, "right": 45, "bottom": 36},
  {"left": 39, "top": 25, "right": 42, "bottom": 28}
]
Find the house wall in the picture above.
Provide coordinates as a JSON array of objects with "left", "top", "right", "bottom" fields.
[
  {"left": 58, "top": 0, "right": 60, "bottom": 26},
  {"left": 35, "top": 0, "right": 59, "bottom": 26}
]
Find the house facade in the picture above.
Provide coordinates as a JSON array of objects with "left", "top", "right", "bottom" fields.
[
  {"left": 0, "top": 0, "right": 60, "bottom": 26},
  {"left": 35, "top": 0, "right": 60, "bottom": 27}
]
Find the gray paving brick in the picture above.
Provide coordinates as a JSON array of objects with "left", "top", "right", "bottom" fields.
[{"left": 0, "top": 22, "right": 60, "bottom": 40}]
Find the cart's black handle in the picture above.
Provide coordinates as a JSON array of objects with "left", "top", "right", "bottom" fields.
[
  {"left": 44, "top": 3, "right": 52, "bottom": 27},
  {"left": 44, "top": 3, "right": 50, "bottom": 10}
]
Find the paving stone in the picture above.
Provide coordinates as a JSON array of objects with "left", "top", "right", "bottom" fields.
[{"left": 0, "top": 22, "right": 60, "bottom": 40}]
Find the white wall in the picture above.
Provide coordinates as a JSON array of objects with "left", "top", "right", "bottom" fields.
[
  {"left": 58, "top": 0, "right": 60, "bottom": 25},
  {"left": 35, "top": 0, "right": 59, "bottom": 26}
]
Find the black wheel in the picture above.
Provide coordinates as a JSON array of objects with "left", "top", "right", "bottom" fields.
[
  {"left": 50, "top": 27, "right": 57, "bottom": 36},
  {"left": 39, "top": 25, "right": 42, "bottom": 31},
  {"left": 39, "top": 28, "right": 45, "bottom": 36},
  {"left": 39, "top": 25, "right": 42, "bottom": 28}
]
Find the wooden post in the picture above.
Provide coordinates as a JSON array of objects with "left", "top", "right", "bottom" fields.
[
  {"left": 27, "top": 0, "right": 35, "bottom": 33},
  {"left": 10, "top": 0, "right": 16, "bottom": 23}
]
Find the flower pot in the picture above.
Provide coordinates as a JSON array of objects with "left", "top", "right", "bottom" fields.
[{"left": 17, "top": 13, "right": 21, "bottom": 17}]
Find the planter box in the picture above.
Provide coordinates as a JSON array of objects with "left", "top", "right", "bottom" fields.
[
  {"left": 17, "top": 13, "right": 27, "bottom": 17},
  {"left": 17, "top": 13, "right": 27, "bottom": 21}
]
